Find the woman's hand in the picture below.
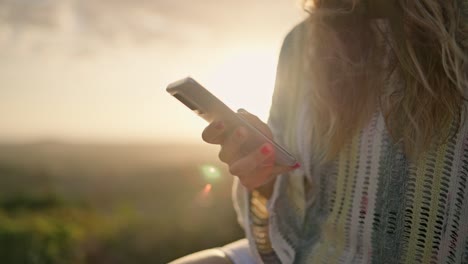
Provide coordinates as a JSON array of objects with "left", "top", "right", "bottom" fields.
[{"left": 202, "top": 109, "right": 298, "bottom": 196}]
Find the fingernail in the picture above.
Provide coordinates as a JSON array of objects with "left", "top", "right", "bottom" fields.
[
  {"left": 237, "top": 108, "right": 247, "bottom": 113},
  {"left": 260, "top": 144, "right": 272, "bottom": 155},
  {"left": 292, "top": 163, "right": 301, "bottom": 169},
  {"left": 215, "top": 121, "right": 224, "bottom": 130}
]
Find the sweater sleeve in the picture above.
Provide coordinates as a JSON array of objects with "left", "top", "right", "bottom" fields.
[{"left": 231, "top": 21, "right": 307, "bottom": 263}]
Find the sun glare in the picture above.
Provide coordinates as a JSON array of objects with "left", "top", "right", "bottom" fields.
[{"left": 203, "top": 48, "right": 278, "bottom": 122}]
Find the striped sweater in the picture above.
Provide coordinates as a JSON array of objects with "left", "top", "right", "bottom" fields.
[{"left": 232, "top": 20, "right": 468, "bottom": 264}]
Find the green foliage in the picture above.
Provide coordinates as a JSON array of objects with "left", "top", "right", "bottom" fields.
[
  {"left": 0, "top": 211, "right": 82, "bottom": 264},
  {"left": 0, "top": 194, "right": 118, "bottom": 264},
  {"left": 0, "top": 194, "right": 65, "bottom": 213},
  {"left": 0, "top": 144, "right": 244, "bottom": 263}
]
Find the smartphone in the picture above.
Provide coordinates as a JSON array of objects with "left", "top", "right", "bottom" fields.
[{"left": 166, "top": 77, "right": 297, "bottom": 167}]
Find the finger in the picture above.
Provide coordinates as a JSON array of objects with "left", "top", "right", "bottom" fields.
[
  {"left": 272, "top": 164, "right": 299, "bottom": 175},
  {"left": 237, "top": 163, "right": 299, "bottom": 190},
  {"left": 237, "top": 165, "right": 275, "bottom": 190},
  {"left": 202, "top": 121, "right": 226, "bottom": 144},
  {"left": 229, "top": 143, "right": 275, "bottom": 177},
  {"left": 232, "top": 142, "right": 300, "bottom": 189},
  {"left": 218, "top": 126, "right": 248, "bottom": 164},
  {"left": 237, "top": 108, "right": 260, "bottom": 123}
]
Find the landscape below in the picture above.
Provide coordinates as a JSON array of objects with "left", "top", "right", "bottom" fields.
[{"left": 0, "top": 142, "right": 243, "bottom": 263}]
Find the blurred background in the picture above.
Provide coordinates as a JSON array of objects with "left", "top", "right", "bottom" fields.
[{"left": 0, "top": 0, "right": 304, "bottom": 263}]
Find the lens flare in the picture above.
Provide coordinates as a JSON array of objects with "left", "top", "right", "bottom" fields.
[
  {"left": 203, "top": 184, "right": 212, "bottom": 195},
  {"left": 199, "top": 165, "right": 221, "bottom": 182}
]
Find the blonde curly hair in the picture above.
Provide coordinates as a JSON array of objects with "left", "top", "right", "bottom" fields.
[{"left": 301, "top": 0, "right": 468, "bottom": 162}]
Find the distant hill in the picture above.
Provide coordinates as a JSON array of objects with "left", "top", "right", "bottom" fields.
[{"left": 0, "top": 142, "right": 222, "bottom": 168}]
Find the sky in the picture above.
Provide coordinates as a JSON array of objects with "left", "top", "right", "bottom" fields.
[{"left": 0, "top": 0, "right": 305, "bottom": 144}]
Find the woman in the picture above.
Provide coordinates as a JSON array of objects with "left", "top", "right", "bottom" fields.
[{"left": 171, "top": 0, "right": 468, "bottom": 263}]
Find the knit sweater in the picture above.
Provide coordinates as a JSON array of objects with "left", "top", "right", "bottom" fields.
[{"left": 232, "top": 20, "right": 468, "bottom": 264}]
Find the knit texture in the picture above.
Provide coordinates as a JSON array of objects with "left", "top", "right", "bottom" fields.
[{"left": 232, "top": 20, "right": 468, "bottom": 264}]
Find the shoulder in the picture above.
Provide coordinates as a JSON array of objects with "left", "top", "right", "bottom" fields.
[{"left": 280, "top": 18, "right": 310, "bottom": 55}]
